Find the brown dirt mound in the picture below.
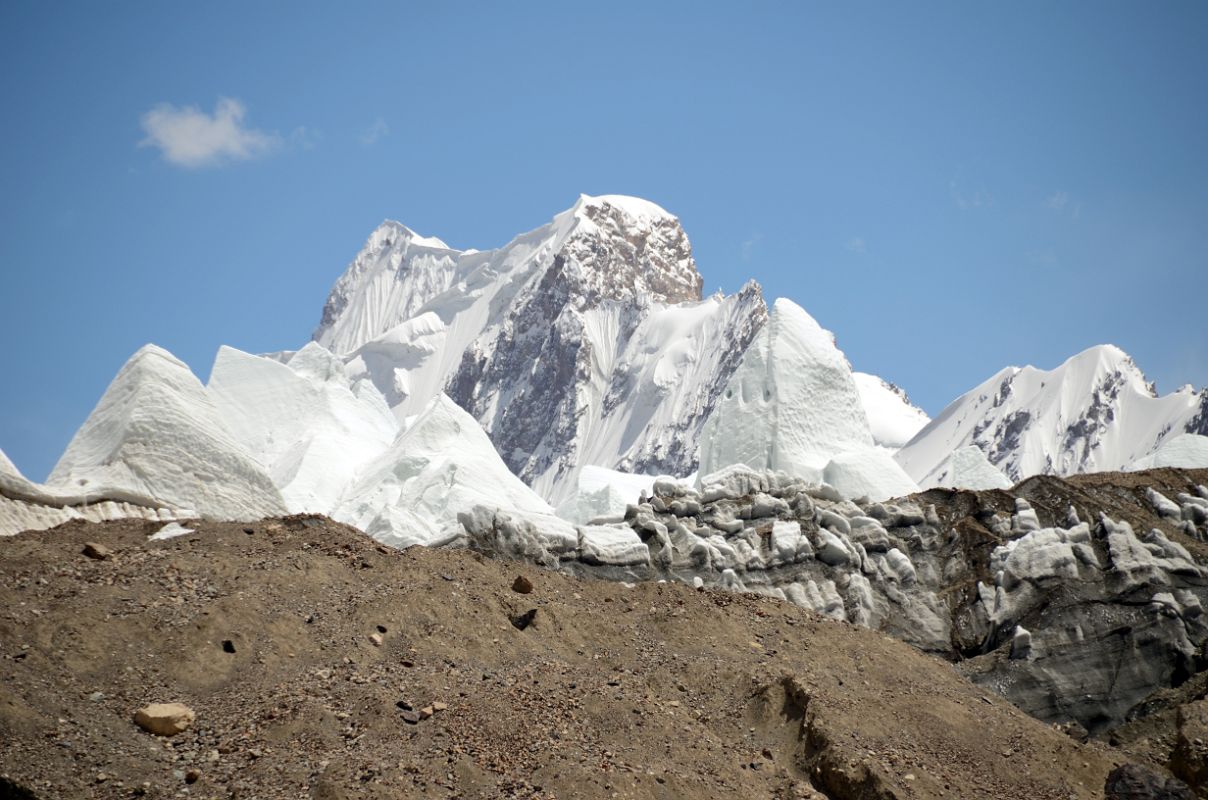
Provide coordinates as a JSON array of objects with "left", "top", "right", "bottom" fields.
[{"left": 0, "top": 514, "right": 1150, "bottom": 799}]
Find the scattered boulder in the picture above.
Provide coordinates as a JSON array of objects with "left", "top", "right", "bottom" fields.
[
  {"left": 81, "top": 542, "right": 111, "bottom": 560},
  {"left": 1104, "top": 764, "right": 1194, "bottom": 800},
  {"left": 511, "top": 609, "right": 537, "bottom": 631},
  {"left": 512, "top": 575, "right": 534, "bottom": 594},
  {"left": 368, "top": 633, "right": 383, "bottom": 647},
  {"left": 1171, "top": 698, "right": 1208, "bottom": 790},
  {"left": 133, "top": 703, "right": 195, "bottom": 736}
]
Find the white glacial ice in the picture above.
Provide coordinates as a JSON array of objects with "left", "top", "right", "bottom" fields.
[
  {"left": 821, "top": 449, "right": 922, "bottom": 502},
  {"left": 208, "top": 342, "right": 398, "bottom": 513},
  {"left": 46, "top": 345, "right": 286, "bottom": 520},
  {"left": 699, "top": 299, "right": 918, "bottom": 501},
  {"left": 1127, "top": 434, "right": 1208, "bottom": 472},
  {"left": 851, "top": 372, "right": 930, "bottom": 451},
  {"left": 331, "top": 394, "right": 562, "bottom": 548},
  {"left": 920, "top": 445, "right": 1013, "bottom": 491},
  {"left": 699, "top": 298, "right": 875, "bottom": 481}
]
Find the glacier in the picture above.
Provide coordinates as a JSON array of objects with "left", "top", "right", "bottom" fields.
[
  {"left": 208, "top": 342, "right": 399, "bottom": 513},
  {"left": 47, "top": 345, "right": 287, "bottom": 521},
  {"left": 698, "top": 298, "right": 920, "bottom": 502},
  {"left": 5, "top": 194, "right": 1206, "bottom": 546},
  {"left": 852, "top": 372, "right": 931, "bottom": 450}
]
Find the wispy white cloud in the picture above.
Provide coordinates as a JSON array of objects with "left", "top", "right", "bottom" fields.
[
  {"left": 139, "top": 97, "right": 280, "bottom": 168},
  {"left": 740, "top": 232, "right": 762, "bottom": 262},
  {"left": 949, "top": 179, "right": 992, "bottom": 210},
  {"left": 360, "top": 118, "right": 389, "bottom": 146},
  {"left": 845, "top": 236, "right": 866, "bottom": 254},
  {"left": 1044, "top": 190, "right": 1069, "bottom": 211},
  {"left": 1044, "top": 190, "right": 1081, "bottom": 218}
]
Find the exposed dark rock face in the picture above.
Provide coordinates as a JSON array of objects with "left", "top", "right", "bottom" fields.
[
  {"left": 316, "top": 199, "right": 770, "bottom": 500},
  {"left": 1104, "top": 764, "right": 1195, "bottom": 800},
  {"left": 1188, "top": 391, "right": 1208, "bottom": 437},
  {"left": 446, "top": 201, "right": 767, "bottom": 493}
]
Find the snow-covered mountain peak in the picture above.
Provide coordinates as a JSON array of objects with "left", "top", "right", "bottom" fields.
[
  {"left": 315, "top": 195, "right": 702, "bottom": 357},
  {"left": 367, "top": 219, "right": 452, "bottom": 253},
  {"left": 551, "top": 194, "right": 701, "bottom": 306},
  {"left": 1061, "top": 343, "right": 1153, "bottom": 394},
  {"left": 570, "top": 193, "right": 677, "bottom": 223},
  {"left": 898, "top": 342, "right": 1205, "bottom": 485}
]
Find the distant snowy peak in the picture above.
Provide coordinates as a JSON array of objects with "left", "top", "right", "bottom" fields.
[
  {"left": 314, "top": 221, "right": 463, "bottom": 356},
  {"left": 555, "top": 193, "right": 702, "bottom": 306},
  {"left": 897, "top": 343, "right": 1205, "bottom": 485},
  {"left": 852, "top": 372, "right": 931, "bottom": 450},
  {"left": 310, "top": 194, "right": 763, "bottom": 502},
  {"left": 314, "top": 194, "right": 699, "bottom": 357}
]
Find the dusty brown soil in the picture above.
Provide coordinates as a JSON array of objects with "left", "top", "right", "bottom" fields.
[{"left": 0, "top": 514, "right": 1154, "bottom": 800}]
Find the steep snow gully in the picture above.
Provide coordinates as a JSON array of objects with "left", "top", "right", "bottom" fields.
[{"left": 5, "top": 194, "right": 1208, "bottom": 740}]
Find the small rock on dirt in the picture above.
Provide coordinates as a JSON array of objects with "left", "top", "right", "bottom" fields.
[
  {"left": 82, "top": 542, "right": 111, "bottom": 560},
  {"left": 133, "top": 703, "right": 195, "bottom": 736},
  {"left": 511, "top": 609, "right": 537, "bottom": 631},
  {"left": 512, "top": 575, "right": 534, "bottom": 594}
]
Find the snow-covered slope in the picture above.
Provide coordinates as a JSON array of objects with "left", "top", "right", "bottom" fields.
[
  {"left": 0, "top": 448, "right": 19, "bottom": 479},
  {"left": 331, "top": 394, "right": 565, "bottom": 548},
  {"left": 316, "top": 195, "right": 767, "bottom": 502},
  {"left": 47, "top": 345, "right": 287, "bottom": 520},
  {"left": 852, "top": 372, "right": 930, "bottom": 450},
  {"left": 897, "top": 345, "right": 1206, "bottom": 485},
  {"left": 699, "top": 298, "right": 876, "bottom": 481},
  {"left": 208, "top": 342, "right": 398, "bottom": 513},
  {"left": 697, "top": 299, "right": 920, "bottom": 501},
  {"left": 923, "top": 445, "right": 1012, "bottom": 491},
  {"left": 1127, "top": 434, "right": 1208, "bottom": 472}
]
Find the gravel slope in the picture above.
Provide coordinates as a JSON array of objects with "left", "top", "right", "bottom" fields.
[{"left": 0, "top": 515, "right": 1155, "bottom": 799}]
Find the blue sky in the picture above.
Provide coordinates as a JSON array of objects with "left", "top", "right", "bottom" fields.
[{"left": 2, "top": 1, "right": 1206, "bottom": 480}]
